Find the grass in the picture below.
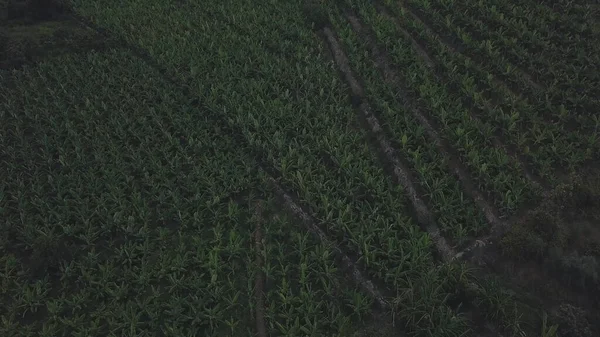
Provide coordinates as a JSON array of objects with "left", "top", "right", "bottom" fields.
[{"left": 1, "top": 0, "right": 599, "bottom": 336}]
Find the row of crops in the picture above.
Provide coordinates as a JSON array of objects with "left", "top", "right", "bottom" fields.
[
  {"left": 70, "top": 0, "right": 478, "bottom": 303},
  {"left": 1, "top": 0, "right": 475, "bottom": 335},
  {"left": 393, "top": 0, "right": 600, "bottom": 178},
  {"left": 0, "top": 49, "right": 379, "bottom": 336},
  {"left": 2, "top": 0, "right": 598, "bottom": 335},
  {"left": 330, "top": 0, "right": 536, "bottom": 223},
  {"left": 325, "top": 0, "right": 599, "bottom": 334}
]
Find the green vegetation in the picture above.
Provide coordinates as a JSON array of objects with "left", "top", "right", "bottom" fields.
[{"left": 1, "top": 0, "right": 599, "bottom": 336}]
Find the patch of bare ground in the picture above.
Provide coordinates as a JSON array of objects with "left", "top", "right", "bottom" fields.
[
  {"left": 0, "top": 0, "right": 122, "bottom": 70},
  {"left": 344, "top": 12, "right": 503, "bottom": 229},
  {"left": 374, "top": 3, "right": 552, "bottom": 194},
  {"left": 251, "top": 201, "right": 268, "bottom": 337},
  {"left": 463, "top": 168, "right": 600, "bottom": 336},
  {"left": 351, "top": 312, "right": 398, "bottom": 337}
]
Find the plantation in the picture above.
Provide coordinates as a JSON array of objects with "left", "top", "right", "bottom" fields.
[{"left": 1, "top": 0, "right": 599, "bottom": 336}]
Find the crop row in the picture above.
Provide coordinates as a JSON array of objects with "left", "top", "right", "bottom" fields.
[
  {"left": 518, "top": 0, "right": 599, "bottom": 36},
  {"left": 0, "top": 49, "right": 262, "bottom": 336},
  {"left": 422, "top": 0, "right": 600, "bottom": 118},
  {"left": 537, "top": 0, "right": 600, "bottom": 27},
  {"left": 255, "top": 196, "right": 375, "bottom": 336},
  {"left": 0, "top": 45, "right": 381, "bottom": 336},
  {"left": 407, "top": 0, "right": 600, "bottom": 137},
  {"left": 322, "top": 4, "right": 537, "bottom": 330},
  {"left": 69, "top": 0, "right": 470, "bottom": 334},
  {"left": 345, "top": 0, "right": 536, "bottom": 217},
  {"left": 326, "top": 6, "right": 489, "bottom": 243},
  {"left": 76, "top": 0, "right": 420, "bottom": 279},
  {"left": 387, "top": 0, "right": 597, "bottom": 178},
  {"left": 445, "top": 0, "right": 600, "bottom": 65}
]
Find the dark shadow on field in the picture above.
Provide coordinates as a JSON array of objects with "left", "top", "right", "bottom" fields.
[
  {"left": 0, "top": 0, "right": 119, "bottom": 70},
  {"left": 466, "top": 167, "right": 600, "bottom": 337}
]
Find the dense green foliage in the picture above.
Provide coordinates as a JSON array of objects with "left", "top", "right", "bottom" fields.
[{"left": 1, "top": 0, "right": 598, "bottom": 336}]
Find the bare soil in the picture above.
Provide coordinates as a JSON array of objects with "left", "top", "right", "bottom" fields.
[
  {"left": 0, "top": 0, "right": 116, "bottom": 70},
  {"left": 466, "top": 167, "right": 600, "bottom": 336}
]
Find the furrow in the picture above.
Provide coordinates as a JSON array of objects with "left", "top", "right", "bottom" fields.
[
  {"left": 272, "top": 175, "right": 499, "bottom": 337},
  {"left": 267, "top": 177, "right": 389, "bottom": 309},
  {"left": 371, "top": 7, "right": 550, "bottom": 193},
  {"left": 413, "top": 112, "right": 503, "bottom": 226},
  {"left": 345, "top": 13, "right": 503, "bottom": 228},
  {"left": 71, "top": 8, "right": 400, "bottom": 327},
  {"left": 398, "top": 0, "right": 599, "bottom": 141},
  {"left": 364, "top": 8, "right": 435, "bottom": 70},
  {"left": 322, "top": 26, "right": 456, "bottom": 262},
  {"left": 320, "top": 25, "right": 503, "bottom": 335},
  {"left": 395, "top": 0, "right": 543, "bottom": 100},
  {"left": 252, "top": 201, "right": 268, "bottom": 337}
]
